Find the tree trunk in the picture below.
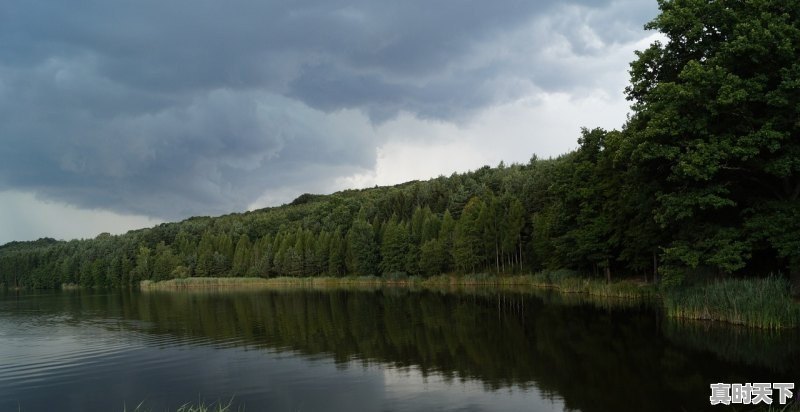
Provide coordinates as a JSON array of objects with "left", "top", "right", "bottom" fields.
[
  {"left": 652, "top": 251, "right": 659, "bottom": 285},
  {"left": 605, "top": 259, "right": 611, "bottom": 284},
  {"left": 495, "top": 241, "right": 500, "bottom": 273}
]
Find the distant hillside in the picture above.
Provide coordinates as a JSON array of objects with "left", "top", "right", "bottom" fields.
[
  {"left": 4, "top": 0, "right": 800, "bottom": 291},
  {"left": 1, "top": 135, "right": 796, "bottom": 291},
  {"left": 0, "top": 158, "right": 558, "bottom": 288}
]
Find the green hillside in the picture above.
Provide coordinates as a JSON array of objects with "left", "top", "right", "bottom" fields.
[{"left": 2, "top": 0, "right": 799, "bottom": 299}]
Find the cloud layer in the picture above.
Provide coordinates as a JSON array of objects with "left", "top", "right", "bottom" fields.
[{"left": 0, "top": 0, "right": 658, "bottom": 226}]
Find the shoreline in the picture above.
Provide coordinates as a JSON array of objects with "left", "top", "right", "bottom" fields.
[{"left": 137, "top": 274, "right": 800, "bottom": 330}]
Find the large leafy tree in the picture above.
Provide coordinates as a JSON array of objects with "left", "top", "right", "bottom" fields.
[{"left": 626, "top": 0, "right": 800, "bottom": 285}]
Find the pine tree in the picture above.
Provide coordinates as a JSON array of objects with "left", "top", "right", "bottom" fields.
[
  {"left": 232, "top": 234, "right": 252, "bottom": 277},
  {"left": 346, "top": 217, "right": 379, "bottom": 276},
  {"left": 453, "top": 198, "right": 485, "bottom": 273},
  {"left": 419, "top": 239, "right": 446, "bottom": 276},
  {"left": 439, "top": 210, "right": 456, "bottom": 272},
  {"left": 503, "top": 198, "right": 525, "bottom": 272},
  {"left": 328, "top": 229, "right": 346, "bottom": 277},
  {"left": 250, "top": 234, "right": 273, "bottom": 277},
  {"left": 481, "top": 194, "right": 501, "bottom": 273},
  {"left": 315, "top": 231, "right": 331, "bottom": 276},
  {"left": 421, "top": 211, "right": 441, "bottom": 243},
  {"left": 380, "top": 217, "right": 409, "bottom": 275},
  {"left": 195, "top": 231, "right": 215, "bottom": 277}
]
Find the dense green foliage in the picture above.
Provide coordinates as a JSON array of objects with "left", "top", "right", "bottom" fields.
[
  {"left": 626, "top": 0, "right": 800, "bottom": 286},
  {"left": 0, "top": 165, "right": 553, "bottom": 288},
  {"left": 1, "top": 0, "right": 798, "bottom": 292}
]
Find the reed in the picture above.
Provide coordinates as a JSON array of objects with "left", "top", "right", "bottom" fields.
[
  {"left": 139, "top": 273, "right": 799, "bottom": 329},
  {"left": 126, "top": 398, "right": 236, "bottom": 412},
  {"left": 663, "top": 275, "right": 800, "bottom": 330},
  {"left": 140, "top": 277, "right": 271, "bottom": 290},
  {"left": 141, "top": 276, "right": 399, "bottom": 291},
  {"left": 522, "top": 269, "right": 655, "bottom": 299}
]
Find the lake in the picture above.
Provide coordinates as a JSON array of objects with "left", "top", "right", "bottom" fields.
[{"left": 0, "top": 287, "right": 797, "bottom": 411}]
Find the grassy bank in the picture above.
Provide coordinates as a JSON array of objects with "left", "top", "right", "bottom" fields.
[
  {"left": 140, "top": 276, "right": 389, "bottom": 290},
  {"left": 139, "top": 272, "right": 799, "bottom": 329},
  {"left": 140, "top": 271, "right": 655, "bottom": 299},
  {"left": 663, "top": 276, "right": 800, "bottom": 330}
]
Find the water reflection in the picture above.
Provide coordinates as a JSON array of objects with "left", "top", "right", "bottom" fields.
[{"left": 0, "top": 288, "right": 797, "bottom": 411}]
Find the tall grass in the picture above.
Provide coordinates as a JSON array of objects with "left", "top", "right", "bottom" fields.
[
  {"left": 141, "top": 272, "right": 655, "bottom": 299},
  {"left": 125, "top": 398, "right": 236, "bottom": 412},
  {"left": 140, "top": 277, "right": 272, "bottom": 290},
  {"left": 140, "top": 273, "right": 798, "bottom": 329},
  {"left": 141, "top": 275, "right": 400, "bottom": 291},
  {"left": 524, "top": 269, "right": 655, "bottom": 299},
  {"left": 663, "top": 275, "right": 800, "bottom": 330}
]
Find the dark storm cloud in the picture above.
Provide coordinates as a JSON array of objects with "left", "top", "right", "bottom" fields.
[{"left": 0, "top": 0, "right": 656, "bottom": 219}]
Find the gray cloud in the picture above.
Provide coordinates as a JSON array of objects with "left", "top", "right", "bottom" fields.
[{"left": 0, "top": 0, "right": 657, "bottom": 220}]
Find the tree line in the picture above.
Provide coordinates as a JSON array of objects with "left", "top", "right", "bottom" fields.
[
  {"left": 1, "top": 0, "right": 798, "bottom": 291},
  {"left": 0, "top": 164, "right": 552, "bottom": 288}
]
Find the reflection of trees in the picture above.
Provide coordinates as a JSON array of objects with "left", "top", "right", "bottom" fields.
[
  {"left": 47, "top": 289, "right": 800, "bottom": 412},
  {"left": 662, "top": 321, "right": 798, "bottom": 373}
]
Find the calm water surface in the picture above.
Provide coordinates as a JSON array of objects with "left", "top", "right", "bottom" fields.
[{"left": 0, "top": 288, "right": 797, "bottom": 411}]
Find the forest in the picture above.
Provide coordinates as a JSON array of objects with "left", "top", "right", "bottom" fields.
[{"left": 1, "top": 0, "right": 799, "bottom": 294}]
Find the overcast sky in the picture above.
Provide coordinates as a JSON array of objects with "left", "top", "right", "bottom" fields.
[{"left": 0, "top": 0, "right": 661, "bottom": 244}]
